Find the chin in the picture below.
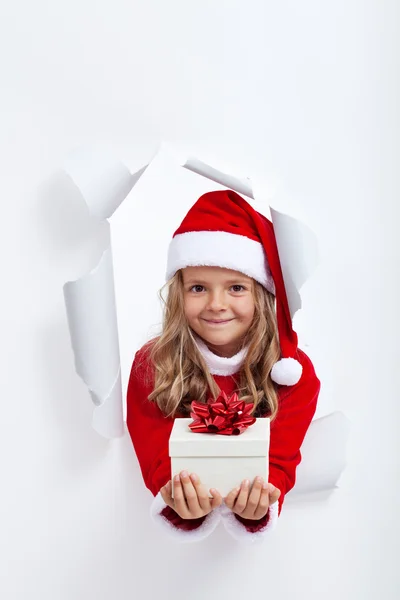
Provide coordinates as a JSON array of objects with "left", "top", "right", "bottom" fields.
[{"left": 202, "top": 331, "right": 237, "bottom": 345}]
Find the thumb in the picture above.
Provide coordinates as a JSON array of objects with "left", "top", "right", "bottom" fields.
[
  {"left": 209, "top": 488, "right": 223, "bottom": 509},
  {"left": 160, "top": 480, "right": 174, "bottom": 507}
]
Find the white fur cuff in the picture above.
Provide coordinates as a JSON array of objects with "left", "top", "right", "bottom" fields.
[
  {"left": 150, "top": 492, "right": 222, "bottom": 543},
  {"left": 220, "top": 502, "right": 279, "bottom": 543}
]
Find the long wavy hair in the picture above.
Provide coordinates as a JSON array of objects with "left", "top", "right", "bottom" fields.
[{"left": 141, "top": 270, "right": 281, "bottom": 421}]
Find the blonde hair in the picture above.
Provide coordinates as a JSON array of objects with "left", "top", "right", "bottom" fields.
[{"left": 141, "top": 270, "right": 281, "bottom": 421}]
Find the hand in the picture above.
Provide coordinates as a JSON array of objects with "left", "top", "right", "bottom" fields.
[
  {"left": 160, "top": 471, "right": 223, "bottom": 520},
  {"left": 224, "top": 477, "right": 281, "bottom": 520}
]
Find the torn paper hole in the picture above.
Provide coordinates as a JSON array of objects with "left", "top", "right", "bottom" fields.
[{"left": 61, "top": 141, "right": 350, "bottom": 497}]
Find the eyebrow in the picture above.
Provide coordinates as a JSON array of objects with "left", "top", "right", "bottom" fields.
[{"left": 184, "top": 279, "right": 251, "bottom": 285}]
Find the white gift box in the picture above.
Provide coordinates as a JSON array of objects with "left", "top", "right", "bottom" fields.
[{"left": 169, "top": 418, "right": 270, "bottom": 497}]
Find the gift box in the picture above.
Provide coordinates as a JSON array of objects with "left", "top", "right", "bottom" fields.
[{"left": 169, "top": 418, "right": 270, "bottom": 498}]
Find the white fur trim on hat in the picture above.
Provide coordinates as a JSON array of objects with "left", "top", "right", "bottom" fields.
[
  {"left": 150, "top": 491, "right": 221, "bottom": 542},
  {"left": 166, "top": 231, "right": 275, "bottom": 294},
  {"left": 220, "top": 502, "right": 279, "bottom": 543},
  {"left": 270, "top": 357, "right": 302, "bottom": 386}
]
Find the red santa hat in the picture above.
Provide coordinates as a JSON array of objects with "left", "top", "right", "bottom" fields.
[{"left": 166, "top": 189, "right": 302, "bottom": 386}]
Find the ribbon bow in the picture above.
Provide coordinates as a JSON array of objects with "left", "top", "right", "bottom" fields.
[{"left": 189, "top": 391, "right": 256, "bottom": 435}]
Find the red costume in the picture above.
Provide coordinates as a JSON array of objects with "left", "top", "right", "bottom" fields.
[
  {"left": 126, "top": 188, "right": 321, "bottom": 542},
  {"left": 126, "top": 340, "right": 320, "bottom": 542}
]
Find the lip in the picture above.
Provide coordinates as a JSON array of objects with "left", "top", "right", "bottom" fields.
[{"left": 202, "top": 318, "right": 234, "bottom": 324}]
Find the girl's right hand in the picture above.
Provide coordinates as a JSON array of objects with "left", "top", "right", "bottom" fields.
[{"left": 160, "top": 471, "right": 223, "bottom": 519}]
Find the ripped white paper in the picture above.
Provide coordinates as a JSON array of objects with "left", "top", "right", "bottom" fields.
[
  {"left": 250, "top": 180, "right": 319, "bottom": 319},
  {"left": 270, "top": 207, "right": 319, "bottom": 319},
  {"left": 292, "top": 411, "right": 351, "bottom": 495},
  {"left": 63, "top": 145, "right": 147, "bottom": 220},
  {"left": 63, "top": 248, "right": 123, "bottom": 438},
  {"left": 182, "top": 156, "right": 254, "bottom": 199},
  {"left": 62, "top": 146, "right": 152, "bottom": 438}
]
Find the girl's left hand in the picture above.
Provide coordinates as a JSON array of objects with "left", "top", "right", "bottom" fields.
[{"left": 224, "top": 477, "right": 281, "bottom": 520}]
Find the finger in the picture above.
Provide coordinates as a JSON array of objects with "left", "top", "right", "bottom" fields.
[
  {"left": 233, "top": 479, "right": 250, "bottom": 514},
  {"left": 173, "top": 474, "right": 189, "bottom": 518},
  {"left": 180, "top": 471, "right": 201, "bottom": 514},
  {"left": 209, "top": 488, "right": 223, "bottom": 510},
  {"left": 268, "top": 484, "right": 281, "bottom": 505},
  {"left": 189, "top": 473, "right": 211, "bottom": 511},
  {"left": 254, "top": 482, "right": 270, "bottom": 519},
  {"left": 244, "top": 476, "right": 264, "bottom": 518},
  {"left": 240, "top": 476, "right": 262, "bottom": 519},
  {"left": 224, "top": 487, "right": 240, "bottom": 509}
]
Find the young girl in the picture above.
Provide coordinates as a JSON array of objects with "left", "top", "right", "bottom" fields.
[{"left": 127, "top": 189, "right": 320, "bottom": 542}]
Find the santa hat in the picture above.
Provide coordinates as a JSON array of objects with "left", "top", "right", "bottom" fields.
[{"left": 165, "top": 189, "right": 302, "bottom": 386}]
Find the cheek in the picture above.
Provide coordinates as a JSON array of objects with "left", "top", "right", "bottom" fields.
[
  {"left": 183, "top": 297, "right": 200, "bottom": 320},
  {"left": 235, "top": 298, "right": 255, "bottom": 320}
]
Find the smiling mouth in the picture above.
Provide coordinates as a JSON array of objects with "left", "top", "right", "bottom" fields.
[{"left": 202, "top": 318, "right": 234, "bottom": 324}]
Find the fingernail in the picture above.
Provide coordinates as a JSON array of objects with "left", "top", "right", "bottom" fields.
[
  {"left": 262, "top": 482, "right": 269, "bottom": 490},
  {"left": 242, "top": 479, "right": 249, "bottom": 488},
  {"left": 174, "top": 475, "right": 180, "bottom": 483},
  {"left": 181, "top": 470, "right": 188, "bottom": 478},
  {"left": 190, "top": 473, "right": 198, "bottom": 482},
  {"left": 256, "top": 476, "right": 263, "bottom": 484},
  {"left": 268, "top": 483, "right": 276, "bottom": 492}
]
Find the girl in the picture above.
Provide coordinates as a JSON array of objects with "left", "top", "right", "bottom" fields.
[{"left": 127, "top": 189, "right": 320, "bottom": 542}]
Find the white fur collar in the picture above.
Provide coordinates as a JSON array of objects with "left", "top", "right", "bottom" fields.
[{"left": 193, "top": 335, "right": 247, "bottom": 376}]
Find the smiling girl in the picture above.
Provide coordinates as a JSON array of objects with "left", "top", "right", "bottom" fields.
[{"left": 127, "top": 189, "right": 320, "bottom": 542}]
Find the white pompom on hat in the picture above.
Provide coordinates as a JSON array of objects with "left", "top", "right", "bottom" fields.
[{"left": 166, "top": 189, "right": 302, "bottom": 386}]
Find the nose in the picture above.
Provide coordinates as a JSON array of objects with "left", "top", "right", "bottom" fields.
[{"left": 206, "top": 290, "right": 228, "bottom": 311}]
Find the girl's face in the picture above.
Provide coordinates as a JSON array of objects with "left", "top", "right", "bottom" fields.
[{"left": 182, "top": 266, "right": 255, "bottom": 358}]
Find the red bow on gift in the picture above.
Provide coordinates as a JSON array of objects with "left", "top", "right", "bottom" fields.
[{"left": 189, "top": 391, "right": 256, "bottom": 436}]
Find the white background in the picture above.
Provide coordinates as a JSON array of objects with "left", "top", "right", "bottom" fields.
[{"left": 1, "top": 1, "right": 399, "bottom": 599}]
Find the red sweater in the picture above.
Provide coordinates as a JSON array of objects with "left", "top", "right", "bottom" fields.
[{"left": 126, "top": 343, "right": 320, "bottom": 532}]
